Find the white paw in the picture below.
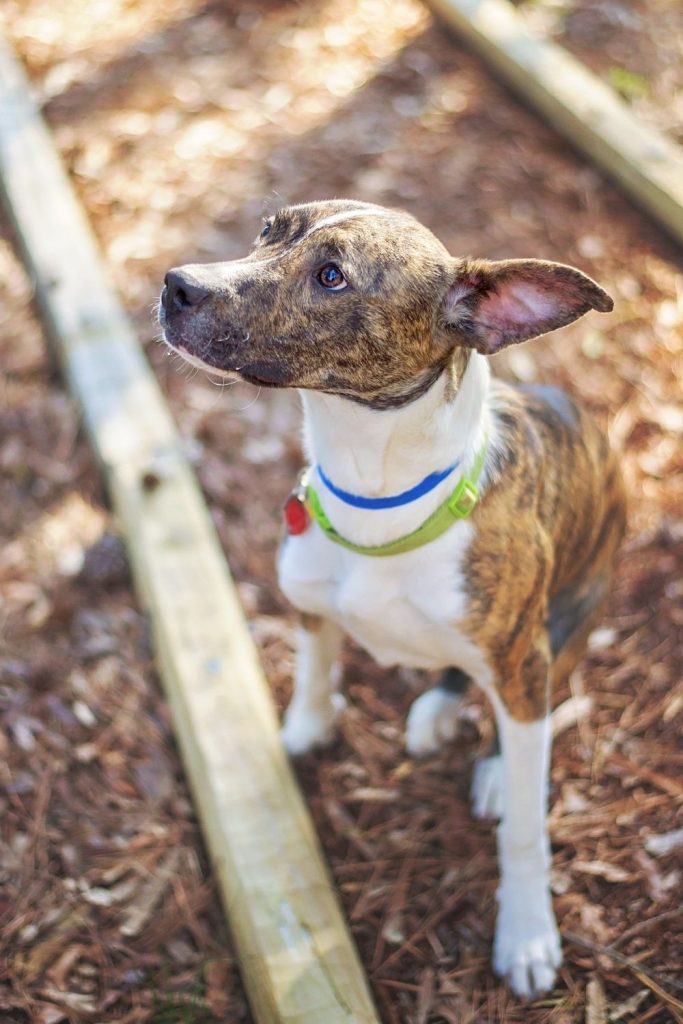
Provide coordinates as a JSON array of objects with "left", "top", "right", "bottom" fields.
[
  {"left": 494, "top": 886, "right": 561, "bottom": 998},
  {"left": 405, "top": 688, "right": 461, "bottom": 757},
  {"left": 471, "top": 755, "right": 503, "bottom": 819},
  {"left": 281, "top": 694, "right": 346, "bottom": 756}
]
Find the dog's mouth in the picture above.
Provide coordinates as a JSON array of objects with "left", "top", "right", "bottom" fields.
[
  {"left": 158, "top": 276, "right": 294, "bottom": 386},
  {"left": 235, "top": 361, "right": 292, "bottom": 387},
  {"left": 161, "top": 326, "right": 291, "bottom": 389}
]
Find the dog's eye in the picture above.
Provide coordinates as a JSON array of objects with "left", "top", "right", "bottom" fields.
[
  {"left": 317, "top": 264, "right": 347, "bottom": 291},
  {"left": 260, "top": 221, "right": 272, "bottom": 239}
]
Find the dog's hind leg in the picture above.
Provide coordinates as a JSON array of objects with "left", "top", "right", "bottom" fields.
[
  {"left": 405, "top": 666, "right": 469, "bottom": 757},
  {"left": 471, "top": 727, "right": 503, "bottom": 819},
  {"left": 281, "top": 616, "right": 345, "bottom": 756}
]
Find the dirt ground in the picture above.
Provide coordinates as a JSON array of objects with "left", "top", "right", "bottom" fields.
[{"left": 1, "top": 0, "right": 682, "bottom": 1022}]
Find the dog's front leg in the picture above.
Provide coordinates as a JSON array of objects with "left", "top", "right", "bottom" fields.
[
  {"left": 281, "top": 616, "right": 345, "bottom": 756},
  {"left": 491, "top": 658, "right": 560, "bottom": 998}
]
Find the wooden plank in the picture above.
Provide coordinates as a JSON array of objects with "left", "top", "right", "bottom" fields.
[
  {"left": 427, "top": 0, "right": 683, "bottom": 247},
  {"left": 0, "top": 33, "right": 379, "bottom": 1024}
]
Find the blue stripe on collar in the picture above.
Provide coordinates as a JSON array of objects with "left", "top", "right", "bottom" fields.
[{"left": 316, "top": 459, "right": 461, "bottom": 510}]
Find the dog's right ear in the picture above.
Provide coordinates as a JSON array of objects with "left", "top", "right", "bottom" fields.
[{"left": 441, "top": 258, "right": 613, "bottom": 355}]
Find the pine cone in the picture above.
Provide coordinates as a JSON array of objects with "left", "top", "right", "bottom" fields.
[{"left": 79, "top": 532, "right": 130, "bottom": 588}]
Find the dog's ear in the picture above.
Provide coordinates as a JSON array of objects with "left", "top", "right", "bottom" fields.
[{"left": 441, "top": 258, "right": 613, "bottom": 354}]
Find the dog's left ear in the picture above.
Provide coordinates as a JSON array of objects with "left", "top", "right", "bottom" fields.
[{"left": 442, "top": 258, "right": 613, "bottom": 354}]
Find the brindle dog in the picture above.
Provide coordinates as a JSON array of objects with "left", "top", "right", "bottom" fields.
[{"left": 159, "top": 199, "right": 626, "bottom": 998}]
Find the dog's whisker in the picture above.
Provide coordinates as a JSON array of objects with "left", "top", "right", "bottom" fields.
[{"left": 235, "top": 385, "right": 262, "bottom": 411}]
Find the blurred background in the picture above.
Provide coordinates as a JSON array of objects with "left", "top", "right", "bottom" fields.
[{"left": 0, "top": 1, "right": 681, "bottom": 1022}]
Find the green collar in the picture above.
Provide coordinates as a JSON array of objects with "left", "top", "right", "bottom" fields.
[{"left": 305, "top": 437, "right": 489, "bottom": 557}]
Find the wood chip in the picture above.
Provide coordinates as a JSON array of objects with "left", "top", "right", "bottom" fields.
[
  {"left": 585, "top": 974, "right": 607, "bottom": 1024},
  {"left": 552, "top": 694, "right": 593, "bottom": 737},
  {"left": 573, "top": 861, "right": 632, "bottom": 884},
  {"left": 119, "top": 849, "right": 183, "bottom": 938},
  {"left": 645, "top": 828, "right": 683, "bottom": 857}
]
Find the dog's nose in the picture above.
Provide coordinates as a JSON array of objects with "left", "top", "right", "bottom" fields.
[{"left": 163, "top": 270, "right": 210, "bottom": 315}]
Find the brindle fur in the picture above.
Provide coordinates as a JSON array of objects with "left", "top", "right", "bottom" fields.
[{"left": 464, "top": 381, "right": 626, "bottom": 720}]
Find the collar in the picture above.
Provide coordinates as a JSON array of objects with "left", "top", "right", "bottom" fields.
[
  {"left": 304, "top": 435, "right": 489, "bottom": 557},
  {"left": 315, "top": 459, "right": 460, "bottom": 509}
]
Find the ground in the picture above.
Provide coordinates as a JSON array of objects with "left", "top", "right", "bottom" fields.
[{"left": 0, "top": 1, "right": 682, "bottom": 1022}]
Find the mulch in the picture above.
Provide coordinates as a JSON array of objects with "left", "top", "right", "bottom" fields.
[{"left": 0, "top": 0, "right": 681, "bottom": 1021}]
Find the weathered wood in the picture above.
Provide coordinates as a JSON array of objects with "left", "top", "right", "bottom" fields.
[
  {"left": 427, "top": 0, "right": 683, "bottom": 246},
  {"left": 0, "top": 34, "right": 379, "bottom": 1024}
]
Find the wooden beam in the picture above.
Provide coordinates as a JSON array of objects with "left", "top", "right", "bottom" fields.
[
  {"left": 427, "top": 0, "right": 683, "bottom": 247},
  {"left": 0, "top": 33, "right": 379, "bottom": 1024}
]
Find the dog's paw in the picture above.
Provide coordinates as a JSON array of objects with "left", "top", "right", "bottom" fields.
[
  {"left": 471, "top": 754, "right": 503, "bottom": 819},
  {"left": 405, "top": 688, "right": 461, "bottom": 757},
  {"left": 280, "top": 694, "right": 346, "bottom": 756},
  {"left": 494, "top": 890, "right": 561, "bottom": 998}
]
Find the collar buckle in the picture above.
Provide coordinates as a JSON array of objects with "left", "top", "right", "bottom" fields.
[{"left": 448, "top": 479, "right": 479, "bottom": 518}]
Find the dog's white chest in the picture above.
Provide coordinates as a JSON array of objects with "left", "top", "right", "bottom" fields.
[{"left": 278, "top": 519, "right": 479, "bottom": 671}]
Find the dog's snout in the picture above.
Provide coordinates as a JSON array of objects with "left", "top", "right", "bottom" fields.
[{"left": 163, "top": 270, "right": 210, "bottom": 315}]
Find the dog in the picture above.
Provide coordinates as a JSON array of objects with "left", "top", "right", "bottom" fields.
[{"left": 158, "top": 199, "right": 626, "bottom": 998}]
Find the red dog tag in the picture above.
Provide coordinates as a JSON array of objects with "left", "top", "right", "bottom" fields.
[{"left": 284, "top": 492, "right": 310, "bottom": 535}]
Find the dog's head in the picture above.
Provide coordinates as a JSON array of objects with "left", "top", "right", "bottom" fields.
[{"left": 159, "top": 199, "right": 612, "bottom": 409}]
